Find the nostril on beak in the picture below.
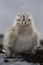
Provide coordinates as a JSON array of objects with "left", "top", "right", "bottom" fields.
[
  {"left": 22, "top": 22, "right": 23, "bottom": 24},
  {"left": 25, "top": 22, "right": 26, "bottom": 24}
]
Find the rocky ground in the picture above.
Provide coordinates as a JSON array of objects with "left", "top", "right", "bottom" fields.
[{"left": 0, "top": 52, "right": 39, "bottom": 65}]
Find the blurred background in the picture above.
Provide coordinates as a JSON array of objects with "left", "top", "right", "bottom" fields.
[
  {"left": 0, "top": 1, "right": 43, "bottom": 65},
  {"left": 0, "top": 0, "right": 43, "bottom": 39}
]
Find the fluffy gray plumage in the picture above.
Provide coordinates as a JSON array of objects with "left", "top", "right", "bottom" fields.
[{"left": 3, "top": 12, "right": 40, "bottom": 57}]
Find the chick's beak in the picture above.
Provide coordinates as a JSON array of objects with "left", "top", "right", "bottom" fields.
[{"left": 22, "top": 22, "right": 26, "bottom": 25}]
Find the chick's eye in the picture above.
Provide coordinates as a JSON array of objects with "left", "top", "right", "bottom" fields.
[
  {"left": 17, "top": 19, "right": 20, "bottom": 21},
  {"left": 27, "top": 19, "right": 30, "bottom": 21}
]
